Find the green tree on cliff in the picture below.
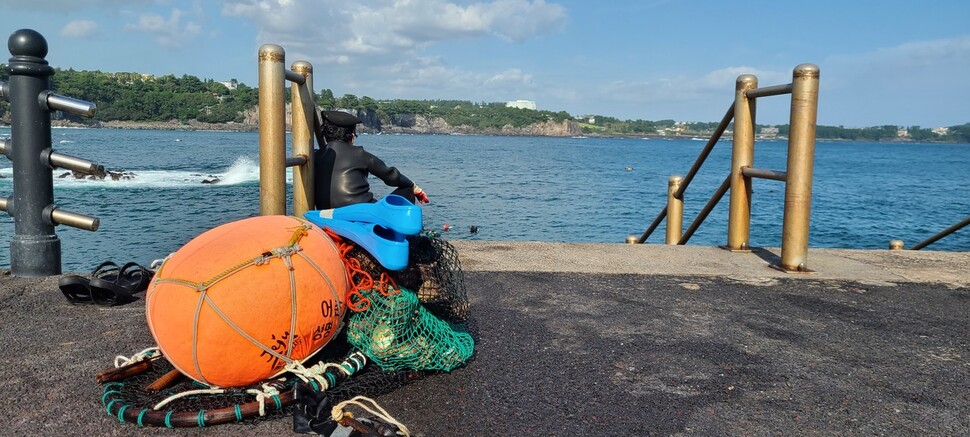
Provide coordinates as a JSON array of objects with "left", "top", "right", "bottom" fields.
[{"left": 317, "top": 89, "right": 336, "bottom": 110}]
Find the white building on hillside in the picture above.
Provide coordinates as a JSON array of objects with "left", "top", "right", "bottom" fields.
[{"left": 506, "top": 99, "right": 537, "bottom": 110}]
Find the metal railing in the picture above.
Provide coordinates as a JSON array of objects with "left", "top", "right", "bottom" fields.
[
  {"left": 890, "top": 215, "right": 970, "bottom": 250},
  {"left": 257, "top": 44, "right": 319, "bottom": 217},
  {"left": 1, "top": 29, "right": 104, "bottom": 276},
  {"left": 632, "top": 64, "right": 820, "bottom": 273}
]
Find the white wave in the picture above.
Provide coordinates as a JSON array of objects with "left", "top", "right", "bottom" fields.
[
  {"left": 217, "top": 156, "right": 262, "bottom": 185},
  {"left": 0, "top": 155, "right": 274, "bottom": 189}
]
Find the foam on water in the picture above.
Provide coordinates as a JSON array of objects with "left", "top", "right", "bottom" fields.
[{"left": 0, "top": 155, "right": 263, "bottom": 189}]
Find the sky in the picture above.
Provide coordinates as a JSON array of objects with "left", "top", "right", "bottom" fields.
[{"left": 2, "top": 0, "right": 969, "bottom": 128}]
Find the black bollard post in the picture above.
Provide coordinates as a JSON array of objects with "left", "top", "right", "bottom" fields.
[{"left": 7, "top": 29, "right": 60, "bottom": 276}]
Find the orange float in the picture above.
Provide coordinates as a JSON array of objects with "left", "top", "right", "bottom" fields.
[{"left": 145, "top": 215, "right": 348, "bottom": 388}]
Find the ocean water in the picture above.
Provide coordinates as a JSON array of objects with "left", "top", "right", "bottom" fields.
[{"left": 0, "top": 126, "right": 968, "bottom": 272}]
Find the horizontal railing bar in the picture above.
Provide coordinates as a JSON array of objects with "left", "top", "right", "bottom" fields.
[
  {"left": 679, "top": 173, "right": 731, "bottom": 244},
  {"left": 50, "top": 207, "right": 99, "bottom": 231},
  {"left": 284, "top": 70, "right": 305, "bottom": 85},
  {"left": 0, "top": 81, "right": 8, "bottom": 102},
  {"left": 746, "top": 83, "right": 792, "bottom": 99},
  {"left": 47, "top": 151, "right": 105, "bottom": 176},
  {"left": 45, "top": 92, "right": 97, "bottom": 118},
  {"left": 285, "top": 155, "right": 307, "bottom": 167},
  {"left": 0, "top": 196, "right": 7, "bottom": 212},
  {"left": 741, "top": 167, "right": 787, "bottom": 181},
  {"left": 1, "top": 138, "right": 9, "bottom": 158},
  {"left": 674, "top": 103, "right": 735, "bottom": 199},
  {"left": 909, "top": 215, "right": 970, "bottom": 250}
]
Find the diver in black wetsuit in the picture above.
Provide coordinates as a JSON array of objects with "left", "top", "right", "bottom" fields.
[{"left": 313, "top": 110, "right": 429, "bottom": 210}]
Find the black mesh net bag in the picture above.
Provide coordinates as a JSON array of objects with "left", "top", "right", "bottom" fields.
[{"left": 348, "top": 233, "right": 469, "bottom": 324}]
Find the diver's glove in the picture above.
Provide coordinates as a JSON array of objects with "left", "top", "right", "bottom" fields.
[{"left": 413, "top": 185, "right": 430, "bottom": 204}]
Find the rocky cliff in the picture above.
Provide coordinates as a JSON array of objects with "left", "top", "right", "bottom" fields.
[
  {"left": 4, "top": 107, "right": 583, "bottom": 137},
  {"left": 370, "top": 113, "right": 582, "bottom": 137}
]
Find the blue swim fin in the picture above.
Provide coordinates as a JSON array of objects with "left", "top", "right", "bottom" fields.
[
  {"left": 321, "top": 195, "right": 423, "bottom": 236},
  {"left": 303, "top": 213, "right": 409, "bottom": 271}
]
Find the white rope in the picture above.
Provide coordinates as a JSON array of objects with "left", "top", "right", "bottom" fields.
[
  {"left": 332, "top": 396, "right": 411, "bottom": 437},
  {"left": 153, "top": 388, "right": 225, "bottom": 410},
  {"left": 284, "top": 361, "right": 352, "bottom": 391},
  {"left": 149, "top": 254, "right": 173, "bottom": 271},
  {"left": 245, "top": 383, "right": 282, "bottom": 417},
  {"left": 114, "top": 347, "right": 160, "bottom": 368}
]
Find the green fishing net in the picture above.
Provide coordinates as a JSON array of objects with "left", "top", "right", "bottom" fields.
[
  {"left": 346, "top": 234, "right": 469, "bottom": 324},
  {"left": 345, "top": 286, "right": 474, "bottom": 372}
]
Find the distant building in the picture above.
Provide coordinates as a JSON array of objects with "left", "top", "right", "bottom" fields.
[
  {"left": 506, "top": 99, "right": 537, "bottom": 110},
  {"left": 897, "top": 128, "right": 909, "bottom": 138},
  {"left": 220, "top": 81, "right": 238, "bottom": 90},
  {"left": 760, "top": 126, "right": 779, "bottom": 138},
  {"left": 932, "top": 127, "right": 949, "bottom": 136}
]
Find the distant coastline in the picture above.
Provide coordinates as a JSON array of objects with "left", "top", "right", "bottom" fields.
[
  {"left": 0, "top": 120, "right": 965, "bottom": 144},
  {"left": 52, "top": 119, "right": 259, "bottom": 132}
]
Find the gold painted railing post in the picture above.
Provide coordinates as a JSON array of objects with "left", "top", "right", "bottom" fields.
[
  {"left": 727, "top": 74, "right": 757, "bottom": 250},
  {"left": 290, "top": 61, "right": 314, "bottom": 216},
  {"left": 258, "top": 44, "right": 287, "bottom": 216},
  {"left": 779, "top": 64, "right": 820, "bottom": 271},
  {"left": 666, "top": 175, "right": 684, "bottom": 245}
]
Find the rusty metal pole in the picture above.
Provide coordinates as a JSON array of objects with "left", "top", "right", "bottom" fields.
[
  {"left": 665, "top": 175, "right": 683, "bottom": 245},
  {"left": 258, "top": 44, "right": 286, "bottom": 216},
  {"left": 290, "top": 61, "right": 314, "bottom": 216},
  {"left": 6, "top": 29, "right": 60, "bottom": 276},
  {"left": 726, "top": 74, "right": 757, "bottom": 251},
  {"left": 778, "top": 64, "right": 819, "bottom": 271}
]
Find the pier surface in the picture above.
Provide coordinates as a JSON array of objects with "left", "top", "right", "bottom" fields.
[{"left": 1, "top": 242, "right": 968, "bottom": 436}]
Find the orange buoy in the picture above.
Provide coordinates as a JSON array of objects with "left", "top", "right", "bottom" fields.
[{"left": 145, "top": 215, "right": 348, "bottom": 387}]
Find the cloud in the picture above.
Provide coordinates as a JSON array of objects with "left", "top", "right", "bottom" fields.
[
  {"left": 125, "top": 7, "right": 203, "bottom": 48},
  {"left": 223, "top": 0, "right": 566, "bottom": 59},
  {"left": 821, "top": 35, "right": 970, "bottom": 126},
  {"left": 60, "top": 20, "right": 100, "bottom": 38},
  {"left": 596, "top": 66, "right": 790, "bottom": 105},
  {"left": 485, "top": 69, "right": 534, "bottom": 86},
  {"left": 354, "top": 58, "right": 533, "bottom": 100},
  {"left": 4, "top": 0, "right": 155, "bottom": 12},
  {"left": 221, "top": 0, "right": 564, "bottom": 101},
  {"left": 826, "top": 35, "right": 970, "bottom": 80}
]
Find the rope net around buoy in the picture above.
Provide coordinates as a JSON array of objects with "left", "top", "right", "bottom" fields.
[
  {"left": 145, "top": 217, "right": 349, "bottom": 388},
  {"left": 97, "top": 231, "right": 473, "bottom": 428}
]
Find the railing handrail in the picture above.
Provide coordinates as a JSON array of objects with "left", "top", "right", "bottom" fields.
[
  {"left": 908, "top": 215, "right": 970, "bottom": 250},
  {"left": 635, "top": 104, "right": 733, "bottom": 244},
  {"left": 674, "top": 104, "right": 735, "bottom": 199},
  {"left": 2, "top": 29, "right": 104, "bottom": 276},
  {"left": 633, "top": 64, "right": 821, "bottom": 272}
]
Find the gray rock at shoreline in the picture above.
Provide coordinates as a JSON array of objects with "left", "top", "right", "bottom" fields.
[{"left": 58, "top": 169, "right": 136, "bottom": 181}]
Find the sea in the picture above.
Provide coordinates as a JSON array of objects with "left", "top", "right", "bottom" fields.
[{"left": 0, "top": 126, "right": 968, "bottom": 273}]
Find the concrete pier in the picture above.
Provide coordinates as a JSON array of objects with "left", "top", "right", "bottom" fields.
[{"left": 1, "top": 242, "right": 967, "bottom": 435}]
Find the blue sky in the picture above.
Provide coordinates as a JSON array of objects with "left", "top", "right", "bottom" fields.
[{"left": 2, "top": 0, "right": 968, "bottom": 127}]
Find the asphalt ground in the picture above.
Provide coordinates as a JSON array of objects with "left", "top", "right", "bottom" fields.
[{"left": 0, "top": 243, "right": 968, "bottom": 436}]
